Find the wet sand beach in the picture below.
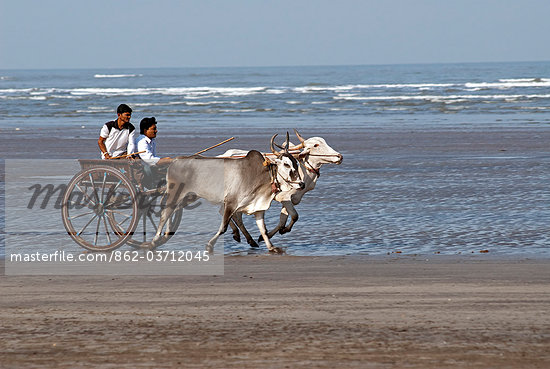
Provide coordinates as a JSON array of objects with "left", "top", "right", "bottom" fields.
[
  {"left": 1, "top": 255, "right": 549, "bottom": 368},
  {"left": 5, "top": 123, "right": 550, "bottom": 256},
  {"left": 2, "top": 123, "right": 550, "bottom": 367}
]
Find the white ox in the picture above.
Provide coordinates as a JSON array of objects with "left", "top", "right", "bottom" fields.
[
  {"left": 220, "top": 129, "right": 343, "bottom": 248},
  {"left": 154, "top": 134, "right": 305, "bottom": 253}
]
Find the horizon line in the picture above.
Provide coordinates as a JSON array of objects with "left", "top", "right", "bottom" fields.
[{"left": 1, "top": 60, "right": 550, "bottom": 72}]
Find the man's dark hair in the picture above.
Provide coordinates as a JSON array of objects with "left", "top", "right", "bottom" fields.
[
  {"left": 140, "top": 117, "right": 157, "bottom": 134},
  {"left": 117, "top": 104, "right": 132, "bottom": 115}
]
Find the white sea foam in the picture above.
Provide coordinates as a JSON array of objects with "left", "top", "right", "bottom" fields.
[
  {"left": 295, "top": 80, "right": 550, "bottom": 91},
  {"left": 69, "top": 88, "right": 153, "bottom": 96},
  {"left": 64, "top": 86, "right": 270, "bottom": 97},
  {"left": 185, "top": 101, "right": 238, "bottom": 106},
  {"left": 329, "top": 108, "right": 355, "bottom": 111},
  {"left": 369, "top": 83, "right": 455, "bottom": 89},
  {"left": 0, "top": 88, "right": 34, "bottom": 94},
  {"left": 465, "top": 80, "right": 550, "bottom": 89},
  {"left": 522, "top": 106, "right": 550, "bottom": 110},
  {"left": 334, "top": 93, "right": 550, "bottom": 102},
  {"left": 3, "top": 78, "right": 547, "bottom": 101},
  {"left": 94, "top": 74, "right": 142, "bottom": 78},
  {"left": 294, "top": 83, "right": 455, "bottom": 93},
  {"left": 30, "top": 88, "right": 55, "bottom": 95},
  {"left": 265, "top": 88, "right": 286, "bottom": 94},
  {"left": 3, "top": 77, "right": 550, "bottom": 108},
  {"left": 382, "top": 107, "right": 409, "bottom": 111},
  {"left": 293, "top": 85, "right": 356, "bottom": 93},
  {"left": 87, "top": 106, "right": 110, "bottom": 111},
  {"left": 133, "top": 101, "right": 189, "bottom": 107},
  {"left": 218, "top": 109, "right": 257, "bottom": 113},
  {"left": 499, "top": 78, "right": 550, "bottom": 83}
]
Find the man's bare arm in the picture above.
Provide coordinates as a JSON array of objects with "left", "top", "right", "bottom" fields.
[{"left": 98, "top": 137, "right": 111, "bottom": 159}]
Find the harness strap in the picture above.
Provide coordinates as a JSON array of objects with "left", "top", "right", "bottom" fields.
[
  {"left": 300, "top": 154, "right": 321, "bottom": 177},
  {"left": 305, "top": 164, "right": 320, "bottom": 177},
  {"left": 268, "top": 163, "right": 280, "bottom": 193},
  {"left": 262, "top": 156, "right": 280, "bottom": 193}
]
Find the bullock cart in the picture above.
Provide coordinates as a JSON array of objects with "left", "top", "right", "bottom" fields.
[{"left": 61, "top": 158, "right": 182, "bottom": 252}]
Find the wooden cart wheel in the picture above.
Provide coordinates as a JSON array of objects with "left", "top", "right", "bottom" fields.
[
  {"left": 125, "top": 190, "right": 183, "bottom": 249},
  {"left": 61, "top": 166, "right": 139, "bottom": 252}
]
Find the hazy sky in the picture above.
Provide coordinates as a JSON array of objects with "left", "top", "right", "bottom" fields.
[{"left": 1, "top": 0, "right": 550, "bottom": 69}]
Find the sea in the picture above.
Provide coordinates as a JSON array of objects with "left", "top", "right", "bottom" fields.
[{"left": 2, "top": 62, "right": 550, "bottom": 258}]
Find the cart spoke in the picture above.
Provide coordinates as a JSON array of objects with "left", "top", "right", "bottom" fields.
[
  {"left": 110, "top": 179, "right": 123, "bottom": 194},
  {"left": 108, "top": 209, "right": 133, "bottom": 221},
  {"left": 118, "top": 216, "right": 130, "bottom": 228},
  {"left": 147, "top": 213, "right": 158, "bottom": 231},
  {"left": 94, "top": 215, "right": 101, "bottom": 246},
  {"left": 88, "top": 173, "right": 101, "bottom": 204},
  {"left": 100, "top": 172, "right": 107, "bottom": 204},
  {"left": 142, "top": 212, "right": 147, "bottom": 242},
  {"left": 104, "top": 185, "right": 131, "bottom": 209},
  {"left": 103, "top": 215, "right": 112, "bottom": 245},
  {"left": 77, "top": 213, "right": 99, "bottom": 236},
  {"left": 69, "top": 211, "right": 95, "bottom": 220},
  {"left": 75, "top": 183, "right": 97, "bottom": 206}
]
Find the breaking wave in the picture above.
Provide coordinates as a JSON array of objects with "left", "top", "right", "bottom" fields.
[
  {"left": 94, "top": 74, "right": 142, "bottom": 78},
  {"left": 2, "top": 67, "right": 550, "bottom": 117}
]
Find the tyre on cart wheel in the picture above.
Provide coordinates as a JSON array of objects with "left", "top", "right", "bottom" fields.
[{"left": 61, "top": 166, "right": 139, "bottom": 252}]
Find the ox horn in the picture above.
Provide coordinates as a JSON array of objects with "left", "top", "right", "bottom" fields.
[
  {"left": 272, "top": 136, "right": 287, "bottom": 151},
  {"left": 294, "top": 129, "right": 305, "bottom": 144},
  {"left": 287, "top": 128, "right": 305, "bottom": 150},
  {"left": 284, "top": 131, "right": 290, "bottom": 152},
  {"left": 270, "top": 134, "right": 282, "bottom": 156}
]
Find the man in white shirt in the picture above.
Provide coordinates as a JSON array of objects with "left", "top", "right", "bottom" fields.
[
  {"left": 98, "top": 104, "right": 137, "bottom": 159},
  {"left": 136, "top": 117, "right": 172, "bottom": 165}
]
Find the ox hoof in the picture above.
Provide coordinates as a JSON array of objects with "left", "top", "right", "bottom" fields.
[
  {"left": 279, "top": 227, "right": 291, "bottom": 235},
  {"left": 269, "top": 247, "right": 284, "bottom": 254},
  {"left": 206, "top": 244, "right": 214, "bottom": 255},
  {"left": 150, "top": 236, "right": 162, "bottom": 248},
  {"left": 232, "top": 233, "right": 241, "bottom": 243},
  {"left": 248, "top": 239, "right": 259, "bottom": 248},
  {"left": 140, "top": 241, "right": 155, "bottom": 250},
  {"left": 257, "top": 235, "right": 264, "bottom": 244}
]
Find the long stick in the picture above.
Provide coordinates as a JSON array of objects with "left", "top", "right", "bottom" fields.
[
  {"left": 108, "top": 151, "right": 146, "bottom": 160},
  {"left": 193, "top": 137, "right": 235, "bottom": 156}
]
